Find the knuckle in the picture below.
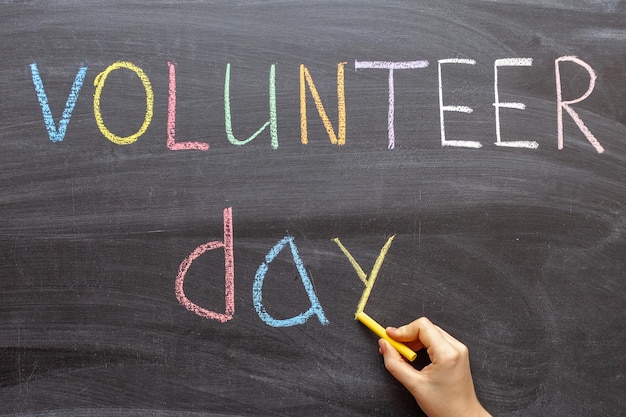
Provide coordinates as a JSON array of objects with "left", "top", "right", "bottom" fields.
[
  {"left": 439, "top": 344, "right": 468, "bottom": 364},
  {"left": 415, "top": 317, "right": 431, "bottom": 327}
]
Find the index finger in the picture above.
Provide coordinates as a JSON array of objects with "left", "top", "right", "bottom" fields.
[{"left": 387, "top": 317, "right": 449, "bottom": 352}]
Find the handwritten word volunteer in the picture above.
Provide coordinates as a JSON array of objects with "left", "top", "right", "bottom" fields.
[{"left": 30, "top": 56, "right": 604, "bottom": 154}]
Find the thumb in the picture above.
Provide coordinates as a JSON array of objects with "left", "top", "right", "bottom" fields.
[{"left": 378, "top": 339, "right": 422, "bottom": 396}]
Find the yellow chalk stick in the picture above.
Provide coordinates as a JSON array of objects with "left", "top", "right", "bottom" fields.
[{"left": 356, "top": 311, "right": 417, "bottom": 362}]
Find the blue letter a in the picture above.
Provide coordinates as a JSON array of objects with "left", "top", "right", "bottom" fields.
[
  {"left": 253, "top": 236, "right": 329, "bottom": 327},
  {"left": 30, "top": 62, "right": 88, "bottom": 142}
]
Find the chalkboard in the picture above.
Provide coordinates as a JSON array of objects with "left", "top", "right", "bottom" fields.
[{"left": 1, "top": 1, "right": 624, "bottom": 416}]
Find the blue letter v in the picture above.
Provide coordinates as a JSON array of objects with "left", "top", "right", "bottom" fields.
[{"left": 30, "top": 62, "right": 88, "bottom": 143}]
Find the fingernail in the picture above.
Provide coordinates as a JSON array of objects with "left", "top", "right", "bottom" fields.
[{"left": 378, "top": 338, "right": 386, "bottom": 354}]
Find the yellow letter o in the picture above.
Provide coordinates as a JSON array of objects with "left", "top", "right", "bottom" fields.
[{"left": 93, "top": 61, "right": 154, "bottom": 145}]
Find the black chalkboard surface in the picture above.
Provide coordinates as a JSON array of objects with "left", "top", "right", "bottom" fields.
[{"left": 1, "top": 1, "right": 624, "bottom": 416}]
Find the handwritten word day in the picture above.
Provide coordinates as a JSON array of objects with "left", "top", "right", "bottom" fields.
[
  {"left": 30, "top": 56, "right": 605, "bottom": 154},
  {"left": 175, "top": 208, "right": 397, "bottom": 327}
]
